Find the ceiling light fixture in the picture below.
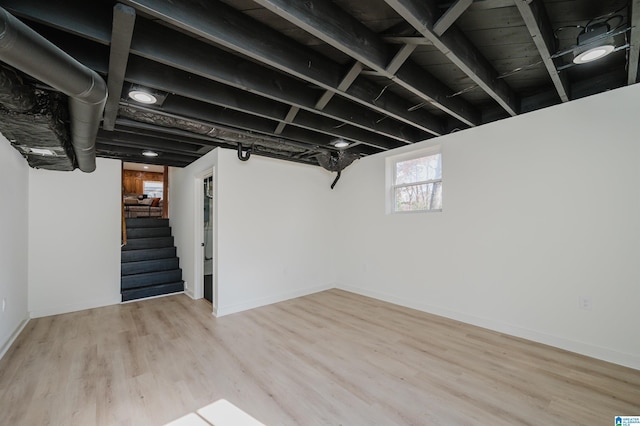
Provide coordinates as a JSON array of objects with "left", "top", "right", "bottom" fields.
[
  {"left": 128, "top": 89, "right": 158, "bottom": 104},
  {"left": 142, "top": 150, "right": 159, "bottom": 157},
  {"left": 333, "top": 139, "right": 350, "bottom": 148},
  {"left": 29, "top": 147, "right": 56, "bottom": 156},
  {"left": 572, "top": 22, "right": 616, "bottom": 64}
]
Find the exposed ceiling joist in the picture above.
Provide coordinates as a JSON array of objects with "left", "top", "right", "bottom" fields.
[
  {"left": 96, "top": 142, "right": 197, "bottom": 165},
  {"left": 113, "top": 123, "right": 230, "bottom": 149},
  {"left": 383, "top": 0, "right": 520, "bottom": 116},
  {"left": 315, "top": 62, "right": 363, "bottom": 110},
  {"left": 514, "top": 0, "right": 569, "bottom": 102},
  {"left": 433, "top": 0, "right": 473, "bottom": 36},
  {"left": 385, "top": 44, "right": 417, "bottom": 75},
  {"left": 628, "top": 0, "right": 640, "bottom": 85},
  {"left": 122, "top": 0, "right": 444, "bottom": 137},
  {"left": 97, "top": 130, "right": 205, "bottom": 156},
  {"left": 274, "top": 106, "right": 300, "bottom": 135},
  {"left": 132, "top": 22, "right": 427, "bottom": 144},
  {"left": 0, "top": 0, "right": 629, "bottom": 171},
  {"left": 103, "top": 3, "right": 135, "bottom": 131},
  {"left": 122, "top": 56, "right": 403, "bottom": 149},
  {"left": 4, "top": 0, "right": 430, "bottom": 144},
  {"left": 253, "top": 0, "right": 479, "bottom": 127}
]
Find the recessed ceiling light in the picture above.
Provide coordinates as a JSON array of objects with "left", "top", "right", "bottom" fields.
[
  {"left": 333, "top": 139, "right": 350, "bottom": 148},
  {"left": 142, "top": 150, "right": 159, "bottom": 157},
  {"left": 572, "top": 23, "right": 616, "bottom": 65},
  {"left": 143, "top": 166, "right": 149, "bottom": 169},
  {"left": 573, "top": 45, "right": 615, "bottom": 64},
  {"left": 129, "top": 90, "right": 157, "bottom": 104}
]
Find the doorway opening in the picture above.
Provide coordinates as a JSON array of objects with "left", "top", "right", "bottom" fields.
[
  {"left": 122, "top": 162, "right": 168, "bottom": 219},
  {"left": 194, "top": 168, "right": 216, "bottom": 314},
  {"left": 203, "top": 175, "right": 214, "bottom": 304}
]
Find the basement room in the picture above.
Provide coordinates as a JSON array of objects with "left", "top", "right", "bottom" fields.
[{"left": 0, "top": 0, "right": 639, "bottom": 424}]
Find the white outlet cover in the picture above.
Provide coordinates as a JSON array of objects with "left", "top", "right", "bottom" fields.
[{"left": 578, "top": 296, "right": 592, "bottom": 310}]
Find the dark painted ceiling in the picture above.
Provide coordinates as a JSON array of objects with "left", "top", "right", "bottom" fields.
[{"left": 0, "top": 0, "right": 636, "bottom": 168}]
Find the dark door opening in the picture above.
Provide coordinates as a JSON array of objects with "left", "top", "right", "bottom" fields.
[{"left": 203, "top": 175, "right": 213, "bottom": 303}]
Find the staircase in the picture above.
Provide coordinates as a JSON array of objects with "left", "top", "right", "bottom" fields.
[{"left": 121, "top": 218, "right": 184, "bottom": 302}]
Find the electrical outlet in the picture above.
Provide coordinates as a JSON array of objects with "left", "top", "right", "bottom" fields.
[
  {"left": 2, "top": 298, "right": 5, "bottom": 313},
  {"left": 578, "top": 296, "right": 592, "bottom": 310},
  {"left": 184, "top": 281, "right": 188, "bottom": 290}
]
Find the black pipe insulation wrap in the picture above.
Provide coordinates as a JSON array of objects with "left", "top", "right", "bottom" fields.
[{"left": 237, "top": 143, "right": 251, "bottom": 161}]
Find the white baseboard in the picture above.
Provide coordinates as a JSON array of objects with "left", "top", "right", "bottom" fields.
[
  {"left": 216, "top": 283, "right": 333, "bottom": 317},
  {"left": 30, "top": 295, "right": 121, "bottom": 318},
  {"left": 336, "top": 284, "right": 640, "bottom": 371},
  {"left": 0, "top": 315, "right": 30, "bottom": 361}
]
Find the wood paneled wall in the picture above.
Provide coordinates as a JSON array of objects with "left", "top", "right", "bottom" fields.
[{"left": 122, "top": 170, "right": 163, "bottom": 195}]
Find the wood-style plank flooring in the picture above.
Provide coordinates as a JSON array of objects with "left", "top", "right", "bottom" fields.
[{"left": 0, "top": 290, "right": 638, "bottom": 425}]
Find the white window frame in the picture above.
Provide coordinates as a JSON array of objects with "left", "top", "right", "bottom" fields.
[{"left": 386, "top": 146, "right": 442, "bottom": 214}]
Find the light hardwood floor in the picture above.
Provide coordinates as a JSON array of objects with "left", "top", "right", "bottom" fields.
[{"left": 0, "top": 289, "right": 638, "bottom": 425}]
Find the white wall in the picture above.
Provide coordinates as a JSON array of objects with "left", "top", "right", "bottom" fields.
[
  {"left": 169, "top": 149, "right": 218, "bottom": 301},
  {"left": 171, "top": 148, "right": 337, "bottom": 316},
  {"left": 0, "top": 136, "right": 29, "bottom": 358},
  {"left": 28, "top": 158, "right": 121, "bottom": 317},
  {"left": 334, "top": 84, "right": 640, "bottom": 369}
]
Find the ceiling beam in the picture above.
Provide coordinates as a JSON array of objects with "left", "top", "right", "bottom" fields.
[
  {"left": 382, "top": 36, "right": 432, "bottom": 45},
  {"left": 0, "top": 0, "right": 112, "bottom": 44},
  {"left": 122, "top": 0, "right": 445, "bottom": 136},
  {"left": 628, "top": 0, "right": 640, "bottom": 85},
  {"left": 131, "top": 22, "right": 428, "bottom": 143},
  {"left": 97, "top": 130, "right": 204, "bottom": 156},
  {"left": 123, "top": 96, "right": 393, "bottom": 155},
  {"left": 114, "top": 122, "right": 232, "bottom": 148},
  {"left": 514, "top": 0, "right": 569, "bottom": 102},
  {"left": 152, "top": 97, "right": 340, "bottom": 149},
  {"left": 114, "top": 115, "right": 376, "bottom": 156},
  {"left": 253, "top": 0, "right": 479, "bottom": 126},
  {"left": 103, "top": 4, "right": 136, "bottom": 130},
  {"left": 274, "top": 106, "right": 300, "bottom": 134},
  {"left": 315, "top": 62, "right": 363, "bottom": 110},
  {"left": 433, "top": 0, "right": 472, "bottom": 36},
  {"left": 123, "top": 56, "right": 404, "bottom": 149},
  {"left": 96, "top": 141, "right": 198, "bottom": 162},
  {"left": 384, "top": 0, "right": 520, "bottom": 116},
  {"left": 386, "top": 44, "right": 417, "bottom": 74},
  {"left": 5, "top": 2, "right": 430, "bottom": 144}
]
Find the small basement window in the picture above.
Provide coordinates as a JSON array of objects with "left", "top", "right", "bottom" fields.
[{"left": 388, "top": 148, "right": 442, "bottom": 213}]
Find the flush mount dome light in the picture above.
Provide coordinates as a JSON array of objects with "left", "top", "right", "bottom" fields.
[
  {"left": 333, "top": 139, "right": 350, "bottom": 148},
  {"left": 128, "top": 89, "right": 157, "bottom": 104},
  {"left": 142, "top": 150, "right": 158, "bottom": 157},
  {"left": 572, "top": 22, "right": 615, "bottom": 65},
  {"left": 573, "top": 45, "right": 615, "bottom": 64}
]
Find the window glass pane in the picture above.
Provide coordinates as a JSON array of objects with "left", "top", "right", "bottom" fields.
[
  {"left": 395, "top": 182, "right": 442, "bottom": 212},
  {"left": 395, "top": 153, "right": 441, "bottom": 185},
  {"left": 395, "top": 184, "right": 429, "bottom": 211},
  {"left": 143, "top": 181, "right": 163, "bottom": 199},
  {"left": 430, "top": 181, "right": 442, "bottom": 210}
]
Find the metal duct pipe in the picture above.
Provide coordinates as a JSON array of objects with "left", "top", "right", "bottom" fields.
[{"left": 0, "top": 7, "right": 107, "bottom": 172}]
